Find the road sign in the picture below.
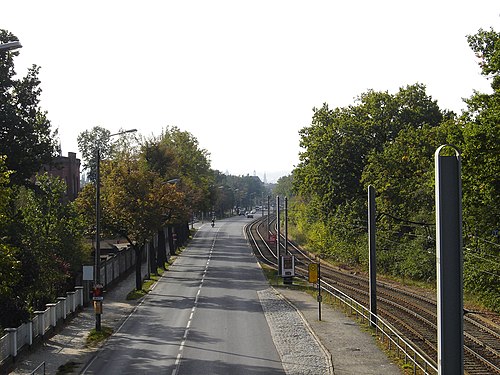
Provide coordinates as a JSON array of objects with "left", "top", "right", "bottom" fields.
[
  {"left": 82, "top": 265, "right": 93, "bottom": 281},
  {"left": 308, "top": 263, "right": 318, "bottom": 283}
]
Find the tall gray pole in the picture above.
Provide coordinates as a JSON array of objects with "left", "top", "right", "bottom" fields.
[
  {"left": 284, "top": 197, "right": 288, "bottom": 255},
  {"left": 276, "top": 196, "right": 281, "bottom": 275},
  {"left": 267, "top": 195, "right": 270, "bottom": 239},
  {"left": 94, "top": 147, "right": 101, "bottom": 331},
  {"left": 435, "top": 145, "right": 463, "bottom": 375},
  {"left": 368, "top": 185, "right": 377, "bottom": 327}
]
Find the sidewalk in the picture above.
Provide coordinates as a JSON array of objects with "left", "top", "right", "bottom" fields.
[
  {"left": 8, "top": 264, "right": 146, "bottom": 375},
  {"left": 277, "top": 287, "right": 401, "bottom": 375},
  {"left": 6, "top": 230, "right": 401, "bottom": 375}
]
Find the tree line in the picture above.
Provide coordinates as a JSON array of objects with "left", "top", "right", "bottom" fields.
[
  {"left": 0, "top": 29, "right": 266, "bottom": 329},
  {"left": 276, "top": 27, "right": 500, "bottom": 312}
]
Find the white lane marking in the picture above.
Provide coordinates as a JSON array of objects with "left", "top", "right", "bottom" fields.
[{"left": 172, "top": 226, "right": 220, "bottom": 375}]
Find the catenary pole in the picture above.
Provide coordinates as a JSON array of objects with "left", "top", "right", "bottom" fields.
[{"left": 435, "top": 145, "right": 463, "bottom": 375}]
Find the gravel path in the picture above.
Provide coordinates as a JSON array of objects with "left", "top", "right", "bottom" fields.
[{"left": 258, "top": 288, "right": 334, "bottom": 375}]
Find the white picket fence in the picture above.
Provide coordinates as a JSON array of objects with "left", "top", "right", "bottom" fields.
[
  {"left": 0, "top": 286, "right": 84, "bottom": 362},
  {"left": 0, "top": 244, "right": 144, "bottom": 366}
]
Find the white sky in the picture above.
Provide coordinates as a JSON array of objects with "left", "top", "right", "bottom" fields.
[{"left": 3, "top": 1, "right": 499, "bottom": 182}]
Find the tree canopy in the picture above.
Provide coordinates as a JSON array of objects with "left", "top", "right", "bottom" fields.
[
  {"left": 291, "top": 29, "right": 500, "bottom": 311},
  {"left": 0, "top": 30, "right": 57, "bottom": 186}
]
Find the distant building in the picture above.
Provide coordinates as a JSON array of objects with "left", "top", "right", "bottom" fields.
[{"left": 40, "top": 152, "right": 81, "bottom": 202}]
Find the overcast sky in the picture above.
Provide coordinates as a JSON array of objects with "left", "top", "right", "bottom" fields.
[{"left": 3, "top": 1, "right": 499, "bottom": 182}]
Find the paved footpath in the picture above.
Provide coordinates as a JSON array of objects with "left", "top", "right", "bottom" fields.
[
  {"left": 6, "top": 258, "right": 401, "bottom": 375},
  {"left": 7, "top": 263, "right": 147, "bottom": 375},
  {"left": 277, "top": 287, "right": 401, "bottom": 375}
]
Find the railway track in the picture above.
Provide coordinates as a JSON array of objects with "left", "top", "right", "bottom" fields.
[{"left": 247, "top": 215, "right": 500, "bottom": 375}]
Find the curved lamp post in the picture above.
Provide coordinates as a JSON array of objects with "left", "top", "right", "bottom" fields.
[
  {"left": 0, "top": 41, "right": 22, "bottom": 52},
  {"left": 94, "top": 128, "right": 137, "bottom": 331}
]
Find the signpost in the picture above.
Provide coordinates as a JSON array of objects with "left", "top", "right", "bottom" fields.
[
  {"left": 308, "top": 262, "right": 322, "bottom": 321},
  {"left": 93, "top": 284, "right": 104, "bottom": 329}
]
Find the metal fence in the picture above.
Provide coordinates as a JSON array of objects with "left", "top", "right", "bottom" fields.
[
  {"left": 319, "top": 279, "right": 438, "bottom": 375},
  {"left": 0, "top": 245, "right": 143, "bottom": 367}
]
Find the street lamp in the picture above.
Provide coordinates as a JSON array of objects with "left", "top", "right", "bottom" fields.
[
  {"left": 94, "top": 128, "right": 137, "bottom": 331},
  {"left": 0, "top": 41, "right": 22, "bottom": 52}
]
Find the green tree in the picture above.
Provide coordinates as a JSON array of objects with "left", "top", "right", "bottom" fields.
[
  {"left": 77, "top": 126, "right": 112, "bottom": 182},
  {"left": 296, "top": 84, "right": 443, "bottom": 218},
  {"left": 361, "top": 122, "right": 457, "bottom": 279},
  {"left": 459, "top": 27, "right": 500, "bottom": 311},
  {"left": 0, "top": 156, "right": 22, "bottom": 329},
  {"left": 293, "top": 84, "right": 445, "bottom": 267},
  {"left": 16, "top": 174, "right": 88, "bottom": 309},
  {"left": 75, "top": 152, "right": 186, "bottom": 290},
  {"left": 273, "top": 174, "right": 294, "bottom": 198},
  {"left": 0, "top": 30, "right": 57, "bottom": 186},
  {"left": 142, "top": 126, "right": 213, "bottom": 216}
]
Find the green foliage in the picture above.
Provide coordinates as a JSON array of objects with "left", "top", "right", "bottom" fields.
[
  {"left": 274, "top": 174, "right": 294, "bottom": 197},
  {"left": 295, "top": 84, "right": 444, "bottom": 222},
  {"left": 0, "top": 158, "right": 20, "bottom": 300},
  {"left": 142, "top": 126, "right": 213, "bottom": 214},
  {"left": 77, "top": 126, "right": 112, "bottom": 182},
  {"left": 290, "top": 31, "right": 500, "bottom": 310},
  {"left": 0, "top": 30, "right": 57, "bottom": 186},
  {"left": 86, "top": 326, "right": 113, "bottom": 347},
  {"left": 16, "top": 174, "right": 87, "bottom": 309},
  {"left": 467, "top": 28, "right": 500, "bottom": 91},
  {"left": 0, "top": 172, "right": 87, "bottom": 328},
  {"left": 211, "top": 170, "right": 266, "bottom": 216}
]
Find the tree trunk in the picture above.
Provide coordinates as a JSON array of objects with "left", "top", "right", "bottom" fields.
[
  {"left": 134, "top": 245, "right": 142, "bottom": 290},
  {"left": 149, "top": 240, "right": 157, "bottom": 275},
  {"left": 157, "top": 228, "right": 167, "bottom": 269},
  {"left": 167, "top": 225, "right": 175, "bottom": 255}
]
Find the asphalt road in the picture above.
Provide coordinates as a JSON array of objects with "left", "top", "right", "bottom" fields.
[{"left": 82, "top": 216, "right": 285, "bottom": 375}]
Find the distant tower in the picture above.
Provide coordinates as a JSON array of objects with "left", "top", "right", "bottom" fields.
[
  {"left": 253, "top": 170, "right": 256, "bottom": 176},
  {"left": 264, "top": 173, "right": 267, "bottom": 184}
]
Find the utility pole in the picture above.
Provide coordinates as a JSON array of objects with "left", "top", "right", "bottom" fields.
[
  {"left": 368, "top": 185, "right": 377, "bottom": 328},
  {"left": 276, "top": 195, "right": 281, "bottom": 275}
]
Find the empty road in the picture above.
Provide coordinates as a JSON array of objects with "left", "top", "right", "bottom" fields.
[{"left": 82, "top": 216, "right": 285, "bottom": 375}]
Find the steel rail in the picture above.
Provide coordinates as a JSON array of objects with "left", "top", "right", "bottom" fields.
[{"left": 247, "top": 215, "right": 500, "bottom": 374}]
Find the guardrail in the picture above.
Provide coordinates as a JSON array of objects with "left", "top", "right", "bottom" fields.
[
  {"left": 29, "top": 361, "right": 45, "bottom": 374},
  {"left": 0, "top": 244, "right": 146, "bottom": 368},
  {"left": 318, "top": 278, "right": 438, "bottom": 375},
  {"left": 248, "top": 217, "right": 437, "bottom": 375}
]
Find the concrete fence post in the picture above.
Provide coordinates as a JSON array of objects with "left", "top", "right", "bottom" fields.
[
  {"left": 34, "top": 311, "right": 44, "bottom": 337},
  {"left": 57, "top": 297, "right": 67, "bottom": 320},
  {"left": 27, "top": 321, "right": 33, "bottom": 346},
  {"left": 66, "top": 291, "right": 76, "bottom": 313},
  {"left": 46, "top": 304, "right": 57, "bottom": 328},
  {"left": 75, "top": 286, "right": 84, "bottom": 308},
  {"left": 4, "top": 328, "right": 17, "bottom": 358}
]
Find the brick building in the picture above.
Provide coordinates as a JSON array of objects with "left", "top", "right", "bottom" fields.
[{"left": 40, "top": 152, "right": 81, "bottom": 202}]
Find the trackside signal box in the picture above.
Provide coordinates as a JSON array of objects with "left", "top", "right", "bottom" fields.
[
  {"left": 308, "top": 263, "right": 318, "bottom": 283},
  {"left": 281, "top": 255, "right": 295, "bottom": 277}
]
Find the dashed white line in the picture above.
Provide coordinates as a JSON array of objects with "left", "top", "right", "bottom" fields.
[{"left": 172, "top": 228, "right": 219, "bottom": 375}]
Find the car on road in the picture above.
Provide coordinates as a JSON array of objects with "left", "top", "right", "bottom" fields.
[{"left": 246, "top": 213, "right": 254, "bottom": 218}]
